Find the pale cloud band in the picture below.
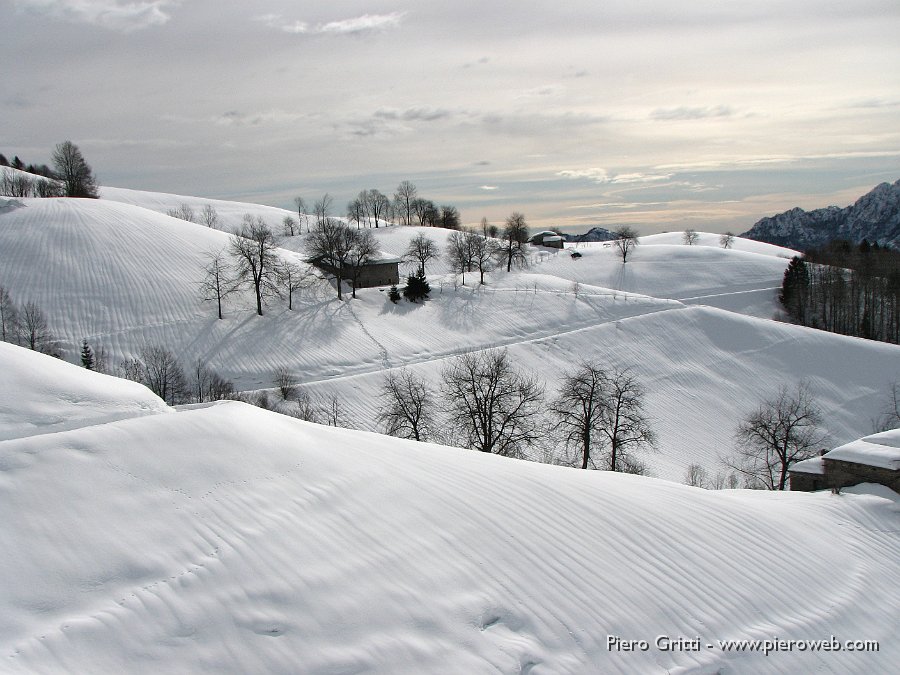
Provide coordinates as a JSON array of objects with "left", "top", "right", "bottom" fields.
[
  {"left": 557, "top": 168, "right": 672, "bottom": 185},
  {"left": 257, "top": 11, "right": 407, "bottom": 36},
  {"left": 13, "top": 0, "right": 179, "bottom": 31}
]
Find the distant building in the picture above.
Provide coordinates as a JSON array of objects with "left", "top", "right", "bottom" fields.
[
  {"left": 789, "top": 428, "right": 900, "bottom": 492},
  {"left": 310, "top": 251, "right": 400, "bottom": 290},
  {"left": 528, "top": 231, "right": 565, "bottom": 249}
]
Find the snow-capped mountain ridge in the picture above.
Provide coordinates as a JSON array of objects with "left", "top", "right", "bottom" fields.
[{"left": 741, "top": 180, "right": 900, "bottom": 250}]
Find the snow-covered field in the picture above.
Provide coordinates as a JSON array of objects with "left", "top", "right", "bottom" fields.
[
  {"left": 1, "top": 190, "right": 897, "bottom": 480},
  {"left": 1, "top": 345, "right": 897, "bottom": 673},
  {"left": 1, "top": 184, "right": 898, "bottom": 672}
]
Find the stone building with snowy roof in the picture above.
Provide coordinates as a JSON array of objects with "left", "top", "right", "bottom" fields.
[
  {"left": 528, "top": 231, "right": 565, "bottom": 249},
  {"left": 310, "top": 251, "right": 400, "bottom": 290},
  {"left": 790, "top": 428, "right": 900, "bottom": 492}
]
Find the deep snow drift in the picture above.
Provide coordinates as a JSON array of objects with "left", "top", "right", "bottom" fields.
[{"left": 1, "top": 345, "right": 897, "bottom": 673}]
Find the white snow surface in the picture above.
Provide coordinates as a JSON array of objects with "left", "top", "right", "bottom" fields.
[
  {"left": 1, "top": 195, "right": 899, "bottom": 483},
  {"left": 0, "top": 344, "right": 897, "bottom": 673},
  {"left": 789, "top": 456, "right": 826, "bottom": 475},
  {"left": 0, "top": 341, "right": 169, "bottom": 441},
  {"left": 825, "top": 429, "right": 900, "bottom": 470}
]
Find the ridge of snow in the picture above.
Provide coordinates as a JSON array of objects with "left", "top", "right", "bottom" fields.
[{"left": 0, "top": 357, "right": 897, "bottom": 672}]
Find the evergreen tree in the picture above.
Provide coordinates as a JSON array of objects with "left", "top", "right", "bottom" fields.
[
  {"left": 779, "top": 256, "right": 809, "bottom": 323},
  {"left": 388, "top": 284, "right": 401, "bottom": 304},
  {"left": 403, "top": 271, "right": 431, "bottom": 303},
  {"left": 81, "top": 339, "right": 95, "bottom": 370}
]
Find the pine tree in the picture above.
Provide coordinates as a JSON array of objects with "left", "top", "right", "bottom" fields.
[
  {"left": 388, "top": 284, "right": 401, "bottom": 304},
  {"left": 402, "top": 271, "right": 431, "bottom": 303},
  {"left": 81, "top": 339, "right": 95, "bottom": 369},
  {"left": 779, "top": 256, "right": 809, "bottom": 323}
]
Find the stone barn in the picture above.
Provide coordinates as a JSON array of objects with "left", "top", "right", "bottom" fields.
[
  {"left": 311, "top": 252, "right": 400, "bottom": 290},
  {"left": 790, "top": 428, "right": 900, "bottom": 492},
  {"left": 528, "top": 231, "right": 565, "bottom": 249}
]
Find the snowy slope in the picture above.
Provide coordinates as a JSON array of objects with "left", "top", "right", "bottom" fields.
[
  {"left": 0, "top": 342, "right": 168, "bottom": 441},
  {"left": 1, "top": 196, "right": 898, "bottom": 481},
  {"left": 0, "top": 349, "right": 897, "bottom": 673},
  {"left": 100, "top": 185, "right": 297, "bottom": 233}
]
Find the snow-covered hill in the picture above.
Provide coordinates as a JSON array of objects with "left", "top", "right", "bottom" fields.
[
  {"left": 1, "top": 193, "right": 898, "bottom": 481},
  {"left": 741, "top": 180, "right": 900, "bottom": 250},
  {"left": 1, "top": 344, "right": 897, "bottom": 673}
]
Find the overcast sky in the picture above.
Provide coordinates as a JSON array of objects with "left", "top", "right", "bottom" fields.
[{"left": 3, "top": 1, "right": 899, "bottom": 233}]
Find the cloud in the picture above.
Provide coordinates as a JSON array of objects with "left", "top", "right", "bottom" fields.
[
  {"left": 374, "top": 107, "right": 453, "bottom": 123},
  {"left": 257, "top": 11, "right": 406, "bottom": 36},
  {"left": 480, "top": 185, "right": 498, "bottom": 191},
  {"left": 650, "top": 105, "right": 733, "bottom": 121},
  {"left": 13, "top": 0, "right": 179, "bottom": 31},
  {"left": 556, "top": 169, "right": 672, "bottom": 185},
  {"left": 557, "top": 168, "right": 609, "bottom": 183}
]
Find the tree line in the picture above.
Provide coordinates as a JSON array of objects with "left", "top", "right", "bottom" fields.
[
  {"left": 780, "top": 239, "right": 900, "bottom": 344},
  {"left": 0, "top": 286, "right": 59, "bottom": 356},
  {"left": 0, "top": 141, "right": 99, "bottom": 199},
  {"left": 375, "top": 350, "right": 658, "bottom": 473},
  {"left": 289, "top": 181, "right": 460, "bottom": 233}
]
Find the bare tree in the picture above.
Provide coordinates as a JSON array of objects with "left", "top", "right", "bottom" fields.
[
  {"left": 140, "top": 345, "right": 189, "bottom": 405},
  {"left": 1, "top": 171, "right": 33, "bottom": 197},
  {"left": 273, "top": 367, "right": 299, "bottom": 401},
  {"left": 304, "top": 218, "right": 357, "bottom": 300},
  {"left": 347, "top": 229, "right": 378, "bottom": 298},
  {"left": 597, "top": 367, "right": 656, "bottom": 473},
  {"left": 612, "top": 226, "right": 640, "bottom": 263},
  {"left": 499, "top": 212, "right": 529, "bottom": 272},
  {"left": 710, "top": 471, "right": 740, "bottom": 490},
  {"left": 404, "top": 232, "right": 440, "bottom": 275},
  {"left": 441, "top": 349, "right": 544, "bottom": 457},
  {"left": 292, "top": 390, "right": 321, "bottom": 423},
  {"left": 294, "top": 196, "right": 310, "bottom": 232},
  {"left": 204, "top": 368, "right": 235, "bottom": 401},
  {"left": 726, "top": 381, "right": 826, "bottom": 490},
  {"left": 440, "top": 204, "right": 461, "bottom": 230},
  {"left": 200, "top": 249, "right": 238, "bottom": 319},
  {"left": 394, "top": 180, "right": 417, "bottom": 226},
  {"left": 118, "top": 357, "right": 144, "bottom": 382},
  {"left": 468, "top": 229, "right": 498, "bottom": 284},
  {"left": 365, "top": 189, "right": 390, "bottom": 228},
  {"left": 314, "top": 193, "right": 333, "bottom": 228},
  {"left": 0, "top": 286, "right": 20, "bottom": 343},
  {"left": 874, "top": 382, "right": 900, "bottom": 431},
  {"left": 201, "top": 204, "right": 219, "bottom": 228},
  {"left": 347, "top": 196, "right": 365, "bottom": 229},
  {"left": 193, "top": 360, "right": 232, "bottom": 403},
  {"left": 319, "top": 392, "right": 349, "bottom": 427},
  {"left": 279, "top": 260, "right": 314, "bottom": 309},
  {"left": 229, "top": 215, "right": 282, "bottom": 315},
  {"left": 719, "top": 232, "right": 735, "bottom": 249},
  {"left": 377, "top": 368, "right": 436, "bottom": 441},
  {"left": 550, "top": 361, "right": 608, "bottom": 469},
  {"left": 684, "top": 463, "right": 709, "bottom": 488},
  {"left": 682, "top": 229, "right": 700, "bottom": 246},
  {"left": 20, "top": 301, "right": 57, "bottom": 354},
  {"left": 282, "top": 215, "right": 298, "bottom": 237},
  {"left": 52, "top": 140, "right": 99, "bottom": 198},
  {"left": 412, "top": 198, "right": 438, "bottom": 226},
  {"left": 446, "top": 231, "right": 473, "bottom": 284},
  {"left": 166, "top": 203, "right": 196, "bottom": 223}
]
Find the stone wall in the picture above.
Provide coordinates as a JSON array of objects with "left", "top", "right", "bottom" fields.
[
  {"left": 789, "top": 472, "right": 824, "bottom": 492},
  {"left": 823, "top": 459, "right": 899, "bottom": 492}
]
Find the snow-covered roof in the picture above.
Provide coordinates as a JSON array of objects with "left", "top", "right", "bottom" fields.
[
  {"left": 790, "top": 456, "right": 825, "bottom": 475},
  {"left": 368, "top": 251, "right": 402, "bottom": 264},
  {"left": 824, "top": 428, "right": 900, "bottom": 471}
]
